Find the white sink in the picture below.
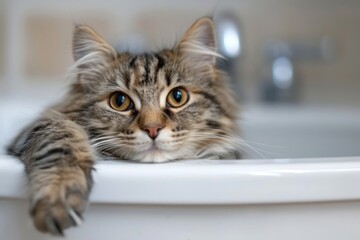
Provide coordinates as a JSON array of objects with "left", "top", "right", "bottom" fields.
[{"left": 241, "top": 104, "right": 360, "bottom": 159}]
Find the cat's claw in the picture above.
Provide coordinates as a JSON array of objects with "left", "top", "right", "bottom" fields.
[
  {"left": 46, "top": 218, "right": 64, "bottom": 236},
  {"left": 68, "top": 208, "right": 84, "bottom": 226},
  {"left": 40, "top": 207, "right": 83, "bottom": 236}
]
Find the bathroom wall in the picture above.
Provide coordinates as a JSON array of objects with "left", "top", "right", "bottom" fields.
[
  {"left": 1, "top": 0, "right": 359, "bottom": 106},
  {"left": 237, "top": 2, "right": 360, "bottom": 106},
  {"left": 0, "top": 1, "right": 6, "bottom": 79}
]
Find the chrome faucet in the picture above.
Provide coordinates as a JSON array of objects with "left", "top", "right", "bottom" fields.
[
  {"left": 214, "top": 12, "right": 243, "bottom": 100},
  {"left": 261, "top": 41, "right": 298, "bottom": 102},
  {"left": 260, "top": 38, "right": 335, "bottom": 103}
]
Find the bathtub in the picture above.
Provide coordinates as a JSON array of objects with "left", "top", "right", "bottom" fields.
[{"left": 1, "top": 101, "right": 360, "bottom": 240}]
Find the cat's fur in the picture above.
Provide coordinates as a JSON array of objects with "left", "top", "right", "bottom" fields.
[{"left": 7, "top": 17, "right": 240, "bottom": 235}]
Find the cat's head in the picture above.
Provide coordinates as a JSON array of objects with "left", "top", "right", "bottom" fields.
[{"left": 66, "top": 17, "right": 239, "bottom": 162}]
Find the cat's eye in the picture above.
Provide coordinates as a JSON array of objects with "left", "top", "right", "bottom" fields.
[
  {"left": 166, "top": 87, "right": 189, "bottom": 108},
  {"left": 109, "top": 92, "right": 134, "bottom": 111}
]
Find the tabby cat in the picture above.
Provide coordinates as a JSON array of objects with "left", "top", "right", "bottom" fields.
[{"left": 7, "top": 17, "right": 240, "bottom": 235}]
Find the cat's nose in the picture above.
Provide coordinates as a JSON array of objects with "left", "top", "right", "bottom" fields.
[{"left": 142, "top": 124, "right": 164, "bottom": 139}]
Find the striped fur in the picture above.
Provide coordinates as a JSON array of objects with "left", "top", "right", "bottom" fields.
[{"left": 7, "top": 17, "right": 240, "bottom": 235}]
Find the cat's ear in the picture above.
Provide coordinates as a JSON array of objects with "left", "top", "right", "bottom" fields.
[
  {"left": 72, "top": 25, "right": 116, "bottom": 63},
  {"left": 177, "top": 17, "right": 220, "bottom": 67}
]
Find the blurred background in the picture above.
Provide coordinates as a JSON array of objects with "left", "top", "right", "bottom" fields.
[
  {"left": 1, "top": 0, "right": 360, "bottom": 158},
  {"left": 1, "top": 0, "right": 360, "bottom": 106}
]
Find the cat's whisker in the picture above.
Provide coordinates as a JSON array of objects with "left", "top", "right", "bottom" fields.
[
  {"left": 111, "top": 145, "right": 133, "bottom": 160},
  {"left": 95, "top": 142, "right": 133, "bottom": 161},
  {"left": 203, "top": 129, "right": 271, "bottom": 158},
  {"left": 90, "top": 136, "right": 115, "bottom": 144},
  {"left": 238, "top": 139, "right": 282, "bottom": 149},
  {"left": 92, "top": 139, "right": 117, "bottom": 148},
  {"left": 232, "top": 141, "right": 268, "bottom": 159},
  {"left": 188, "top": 130, "right": 267, "bottom": 159},
  {"left": 93, "top": 143, "right": 117, "bottom": 153},
  {"left": 218, "top": 135, "right": 267, "bottom": 159},
  {"left": 185, "top": 137, "right": 223, "bottom": 159},
  {"left": 90, "top": 133, "right": 137, "bottom": 147},
  {"left": 93, "top": 136, "right": 137, "bottom": 160}
]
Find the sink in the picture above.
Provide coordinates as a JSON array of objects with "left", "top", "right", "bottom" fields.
[{"left": 240, "top": 104, "right": 360, "bottom": 159}]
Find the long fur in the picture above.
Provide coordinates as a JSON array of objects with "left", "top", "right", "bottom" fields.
[{"left": 7, "top": 17, "right": 240, "bottom": 235}]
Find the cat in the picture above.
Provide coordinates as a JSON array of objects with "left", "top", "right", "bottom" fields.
[{"left": 7, "top": 17, "right": 240, "bottom": 235}]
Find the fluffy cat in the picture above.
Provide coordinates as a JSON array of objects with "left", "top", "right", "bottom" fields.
[{"left": 7, "top": 17, "right": 240, "bottom": 235}]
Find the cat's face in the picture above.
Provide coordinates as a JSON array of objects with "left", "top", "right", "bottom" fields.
[{"left": 65, "top": 18, "right": 239, "bottom": 162}]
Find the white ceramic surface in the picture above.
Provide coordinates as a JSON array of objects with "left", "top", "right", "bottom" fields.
[{"left": 1, "top": 103, "right": 360, "bottom": 240}]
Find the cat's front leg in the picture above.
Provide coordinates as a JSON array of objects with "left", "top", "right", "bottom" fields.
[{"left": 8, "top": 112, "right": 94, "bottom": 235}]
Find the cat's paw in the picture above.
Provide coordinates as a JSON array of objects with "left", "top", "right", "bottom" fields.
[{"left": 29, "top": 176, "right": 89, "bottom": 236}]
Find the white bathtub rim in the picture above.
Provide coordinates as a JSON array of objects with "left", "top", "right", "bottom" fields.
[{"left": 1, "top": 155, "right": 360, "bottom": 205}]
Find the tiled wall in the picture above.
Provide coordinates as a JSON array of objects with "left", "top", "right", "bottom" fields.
[{"left": 1, "top": 0, "right": 360, "bottom": 106}]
